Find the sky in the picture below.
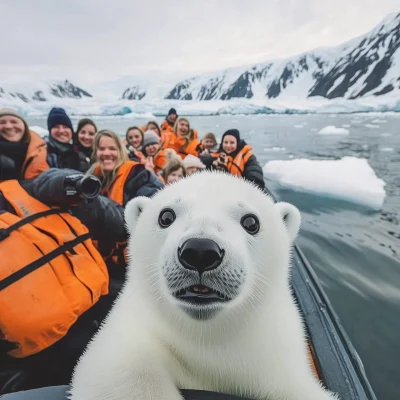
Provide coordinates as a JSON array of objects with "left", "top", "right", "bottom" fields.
[{"left": 1, "top": 0, "right": 399, "bottom": 85}]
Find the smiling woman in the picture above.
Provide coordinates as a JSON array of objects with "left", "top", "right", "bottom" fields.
[
  {"left": 44, "top": 108, "right": 83, "bottom": 171},
  {"left": 0, "top": 108, "right": 49, "bottom": 180},
  {"left": 74, "top": 118, "right": 97, "bottom": 172}
]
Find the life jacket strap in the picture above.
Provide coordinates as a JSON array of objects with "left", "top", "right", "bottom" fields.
[
  {"left": 0, "top": 208, "right": 66, "bottom": 241},
  {"left": 0, "top": 232, "right": 91, "bottom": 291}
]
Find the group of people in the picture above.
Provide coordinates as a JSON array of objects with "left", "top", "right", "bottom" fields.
[
  {"left": 122, "top": 108, "right": 265, "bottom": 189},
  {"left": 0, "top": 106, "right": 265, "bottom": 394}
]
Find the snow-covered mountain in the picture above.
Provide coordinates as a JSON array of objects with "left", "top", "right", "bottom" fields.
[
  {"left": 1, "top": 12, "right": 399, "bottom": 116},
  {"left": 0, "top": 80, "right": 92, "bottom": 103},
  {"left": 121, "top": 85, "right": 146, "bottom": 100},
  {"left": 164, "top": 12, "right": 400, "bottom": 101}
]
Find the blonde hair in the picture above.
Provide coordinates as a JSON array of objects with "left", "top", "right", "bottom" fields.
[
  {"left": 174, "top": 117, "right": 195, "bottom": 153},
  {"left": 202, "top": 132, "right": 217, "bottom": 146},
  {"left": 161, "top": 149, "right": 186, "bottom": 181},
  {"left": 87, "top": 129, "right": 129, "bottom": 191}
]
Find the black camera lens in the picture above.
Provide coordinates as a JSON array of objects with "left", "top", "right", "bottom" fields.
[{"left": 76, "top": 176, "right": 101, "bottom": 199}]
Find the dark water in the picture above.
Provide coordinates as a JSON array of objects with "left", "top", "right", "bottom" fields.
[{"left": 28, "top": 113, "right": 400, "bottom": 399}]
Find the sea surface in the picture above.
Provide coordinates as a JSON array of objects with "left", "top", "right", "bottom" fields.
[{"left": 28, "top": 113, "right": 400, "bottom": 400}]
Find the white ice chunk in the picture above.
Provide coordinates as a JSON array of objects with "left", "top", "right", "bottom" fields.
[
  {"left": 318, "top": 125, "right": 350, "bottom": 135},
  {"left": 263, "top": 156, "right": 386, "bottom": 210}
]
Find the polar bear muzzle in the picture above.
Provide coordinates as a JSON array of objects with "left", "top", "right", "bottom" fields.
[
  {"left": 178, "top": 238, "right": 225, "bottom": 274},
  {"left": 174, "top": 238, "right": 231, "bottom": 315}
]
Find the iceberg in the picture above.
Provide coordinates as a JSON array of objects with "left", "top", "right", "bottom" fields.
[
  {"left": 263, "top": 156, "right": 386, "bottom": 211},
  {"left": 318, "top": 125, "right": 350, "bottom": 135}
]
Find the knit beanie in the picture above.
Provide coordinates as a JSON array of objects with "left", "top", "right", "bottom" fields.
[
  {"left": 47, "top": 107, "right": 74, "bottom": 133},
  {"left": 183, "top": 154, "right": 206, "bottom": 170},
  {"left": 0, "top": 108, "right": 30, "bottom": 136},
  {"left": 142, "top": 130, "right": 160, "bottom": 149},
  {"left": 168, "top": 108, "right": 177, "bottom": 116},
  {"left": 221, "top": 129, "right": 240, "bottom": 144}
]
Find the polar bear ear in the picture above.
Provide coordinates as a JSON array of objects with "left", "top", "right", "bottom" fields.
[
  {"left": 124, "top": 196, "right": 152, "bottom": 233},
  {"left": 274, "top": 202, "right": 301, "bottom": 242}
]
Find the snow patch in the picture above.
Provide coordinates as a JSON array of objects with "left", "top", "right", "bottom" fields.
[
  {"left": 318, "top": 125, "right": 350, "bottom": 135},
  {"left": 380, "top": 147, "right": 394, "bottom": 152},
  {"left": 263, "top": 156, "right": 386, "bottom": 210}
]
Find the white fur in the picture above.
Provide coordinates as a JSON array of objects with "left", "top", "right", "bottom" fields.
[{"left": 69, "top": 171, "right": 339, "bottom": 400}]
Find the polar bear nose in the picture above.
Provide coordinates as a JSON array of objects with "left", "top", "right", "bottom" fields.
[{"left": 178, "top": 238, "right": 225, "bottom": 274}]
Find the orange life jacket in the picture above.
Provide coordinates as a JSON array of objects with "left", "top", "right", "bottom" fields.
[
  {"left": 161, "top": 120, "right": 175, "bottom": 134},
  {"left": 92, "top": 161, "right": 139, "bottom": 263},
  {"left": 153, "top": 149, "right": 169, "bottom": 174},
  {"left": 0, "top": 180, "right": 109, "bottom": 358},
  {"left": 212, "top": 145, "right": 253, "bottom": 177},
  {"left": 162, "top": 132, "right": 202, "bottom": 159},
  {"left": 93, "top": 161, "right": 139, "bottom": 206}
]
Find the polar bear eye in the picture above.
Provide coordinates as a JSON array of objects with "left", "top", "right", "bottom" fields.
[
  {"left": 158, "top": 208, "right": 176, "bottom": 228},
  {"left": 240, "top": 214, "right": 260, "bottom": 235}
]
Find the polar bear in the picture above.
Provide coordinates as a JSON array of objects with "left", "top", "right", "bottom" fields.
[{"left": 69, "top": 171, "right": 338, "bottom": 400}]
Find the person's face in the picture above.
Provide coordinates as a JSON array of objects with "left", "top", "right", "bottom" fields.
[
  {"left": 97, "top": 135, "right": 119, "bottom": 172},
  {"left": 186, "top": 166, "right": 199, "bottom": 175},
  {"left": 145, "top": 143, "right": 160, "bottom": 157},
  {"left": 0, "top": 115, "right": 25, "bottom": 142},
  {"left": 147, "top": 123, "right": 160, "bottom": 136},
  {"left": 166, "top": 168, "right": 184, "bottom": 184},
  {"left": 127, "top": 129, "right": 143, "bottom": 148},
  {"left": 78, "top": 124, "right": 96, "bottom": 148},
  {"left": 202, "top": 138, "right": 215, "bottom": 150},
  {"left": 51, "top": 125, "right": 73, "bottom": 143},
  {"left": 222, "top": 135, "right": 237, "bottom": 154},
  {"left": 176, "top": 120, "right": 189, "bottom": 136}
]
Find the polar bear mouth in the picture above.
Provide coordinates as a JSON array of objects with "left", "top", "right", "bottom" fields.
[{"left": 173, "top": 284, "right": 231, "bottom": 304}]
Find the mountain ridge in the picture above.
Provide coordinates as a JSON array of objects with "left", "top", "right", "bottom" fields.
[
  {"left": 163, "top": 12, "right": 400, "bottom": 101},
  {"left": 0, "top": 12, "right": 399, "bottom": 105}
]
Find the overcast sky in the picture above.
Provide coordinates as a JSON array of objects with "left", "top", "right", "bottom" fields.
[{"left": 1, "top": 0, "right": 399, "bottom": 84}]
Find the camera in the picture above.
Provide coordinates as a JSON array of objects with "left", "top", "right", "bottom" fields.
[
  {"left": 217, "top": 153, "right": 227, "bottom": 167},
  {"left": 64, "top": 174, "right": 101, "bottom": 200}
]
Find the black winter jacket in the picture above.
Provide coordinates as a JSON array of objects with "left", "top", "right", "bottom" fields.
[
  {"left": 44, "top": 136, "right": 82, "bottom": 172},
  {"left": 200, "top": 141, "right": 265, "bottom": 190},
  {"left": 18, "top": 167, "right": 164, "bottom": 253}
]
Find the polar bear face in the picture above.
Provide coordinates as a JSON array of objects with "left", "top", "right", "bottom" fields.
[{"left": 124, "top": 171, "right": 301, "bottom": 324}]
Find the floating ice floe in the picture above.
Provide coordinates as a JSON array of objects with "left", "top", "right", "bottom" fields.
[
  {"left": 264, "top": 147, "right": 286, "bottom": 152},
  {"left": 263, "top": 156, "right": 386, "bottom": 210},
  {"left": 318, "top": 125, "right": 350, "bottom": 135}
]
